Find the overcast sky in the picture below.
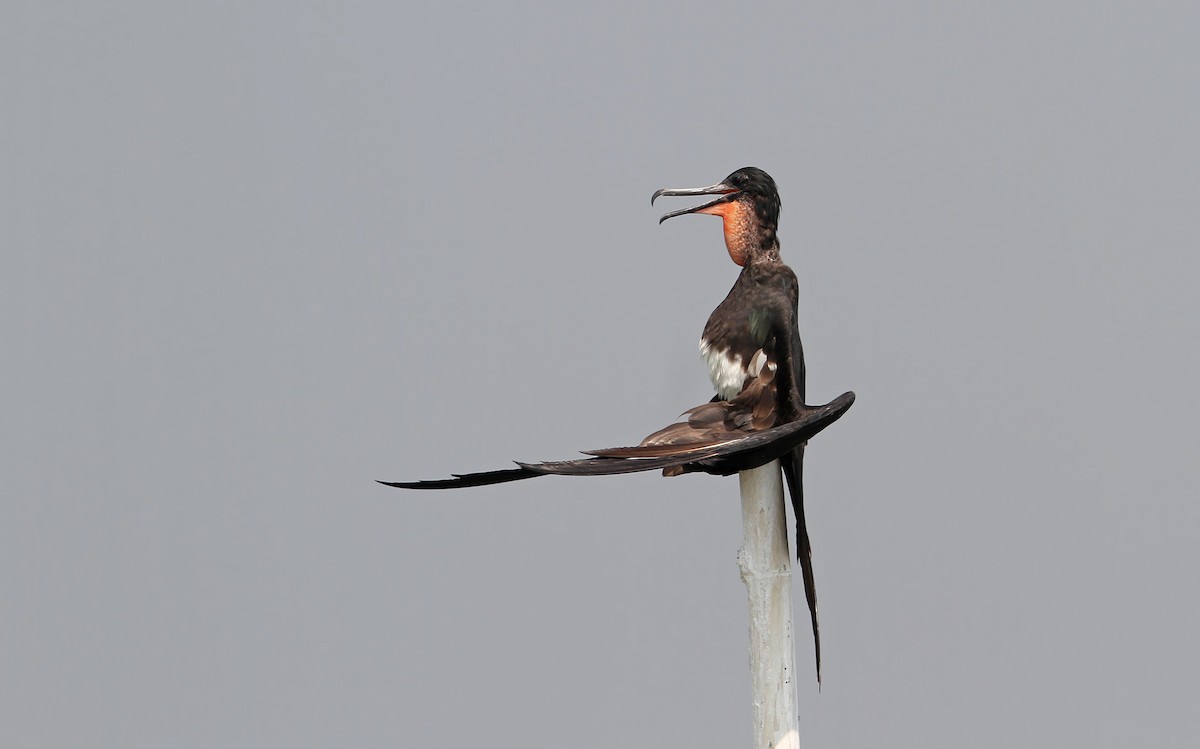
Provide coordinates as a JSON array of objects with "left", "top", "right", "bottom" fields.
[{"left": 4, "top": 2, "right": 1199, "bottom": 747}]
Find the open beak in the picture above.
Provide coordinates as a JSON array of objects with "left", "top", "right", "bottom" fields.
[{"left": 652, "top": 182, "right": 742, "bottom": 224}]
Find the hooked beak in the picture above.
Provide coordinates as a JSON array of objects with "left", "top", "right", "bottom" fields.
[{"left": 652, "top": 182, "right": 741, "bottom": 224}]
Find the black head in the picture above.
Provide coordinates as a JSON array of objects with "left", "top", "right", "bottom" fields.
[
  {"left": 719, "top": 167, "right": 780, "bottom": 231},
  {"left": 653, "top": 167, "right": 782, "bottom": 265}
]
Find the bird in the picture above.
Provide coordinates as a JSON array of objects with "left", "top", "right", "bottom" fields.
[
  {"left": 379, "top": 167, "right": 851, "bottom": 683},
  {"left": 651, "top": 167, "right": 824, "bottom": 683}
]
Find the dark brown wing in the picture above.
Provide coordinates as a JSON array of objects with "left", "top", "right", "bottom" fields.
[
  {"left": 377, "top": 467, "right": 541, "bottom": 490},
  {"left": 764, "top": 265, "right": 820, "bottom": 682},
  {"left": 377, "top": 393, "right": 855, "bottom": 488},
  {"left": 525, "top": 393, "right": 853, "bottom": 477}
]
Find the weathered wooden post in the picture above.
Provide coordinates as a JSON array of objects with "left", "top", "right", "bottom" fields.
[{"left": 737, "top": 459, "right": 799, "bottom": 749}]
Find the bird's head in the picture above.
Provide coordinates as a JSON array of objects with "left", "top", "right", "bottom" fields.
[{"left": 653, "top": 167, "right": 781, "bottom": 266}]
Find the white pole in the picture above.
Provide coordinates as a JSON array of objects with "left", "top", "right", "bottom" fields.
[{"left": 737, "top": 459, "right": 799, "bottom": 749}]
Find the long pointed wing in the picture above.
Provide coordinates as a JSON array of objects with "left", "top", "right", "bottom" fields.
[
  {"left": 523, "top": 393, "right": 853, "bottom": 477},
  {"left": 379, "top": 393, "right": 854, "bottom": 488},
  {"left": 377, "top": 467, "right": 542, "bottom": 490}
]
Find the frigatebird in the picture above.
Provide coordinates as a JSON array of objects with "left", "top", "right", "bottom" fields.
[
  {"left": 379, "top": 167, "right": 852, "bottom": 684},
  {"left": 654, "top": 166, "right": 825, "bottom": 683}
]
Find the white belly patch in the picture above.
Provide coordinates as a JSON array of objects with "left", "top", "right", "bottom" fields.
[
  {"left": 700, "top": 339, "right": 747, "bottom": 399},
  {"left": 699, "top": 340, "right": 776, "bottom": 400}
]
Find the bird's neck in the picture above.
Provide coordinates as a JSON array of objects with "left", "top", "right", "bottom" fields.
[{"left": 739, "top": 238, "right": 782, "bottom": 267}]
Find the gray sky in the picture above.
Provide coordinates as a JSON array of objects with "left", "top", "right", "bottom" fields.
[{"left": 4, "top": 2, "right": 1199, "bottom": 747}]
